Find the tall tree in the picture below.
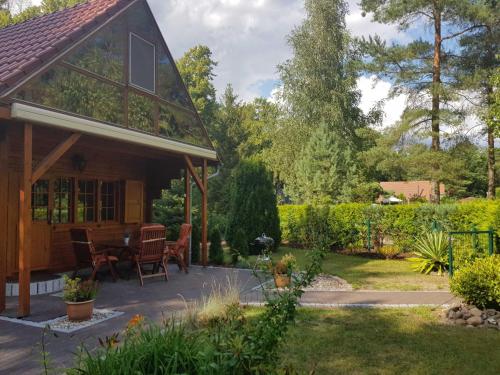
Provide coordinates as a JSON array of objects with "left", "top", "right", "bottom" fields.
[
  {"left": 271, "top": 0, "right": 366, "bottom": 200},
  {"left": 0, "top": 0, "right": 10, "bottom": 28},
  {"left": 453, "top": 0, "right": 499, "bottom": 198},
  {"left": 176, "top": 45, "right": 218, "bottom": 128},
  {"left": 359, "top": 0, "right": 487, "bottom": 203},
  {"left": 295, "top": 121, "right": 360, "bottom": 204}
]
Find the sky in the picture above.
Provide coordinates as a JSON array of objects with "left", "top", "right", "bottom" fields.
[
  {"left": 147, "top": 0, "right": 409, "bottom": 127},
  {"left": 24, "top": 0, "right": 432, "bottom": 128}
]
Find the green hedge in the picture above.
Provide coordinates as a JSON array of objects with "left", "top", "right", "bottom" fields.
[{"left": 278, "top": 200, "right": 500, "bottom": 251}]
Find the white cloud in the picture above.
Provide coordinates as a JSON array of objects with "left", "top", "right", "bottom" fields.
[{"left": 356, "top": 75, "right": 407, "bottom": 128}]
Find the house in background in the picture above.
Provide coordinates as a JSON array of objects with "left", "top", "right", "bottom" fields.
[
  {"left": 0, "top": 0, "right": 217, "bottom": 316},
  {"left": 379, "top": 181, "right": 445, "bottom": 202}
]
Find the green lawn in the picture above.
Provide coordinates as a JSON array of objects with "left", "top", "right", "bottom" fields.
[
  {"left": 234, "top": 247, "right": 450, "bottom": 291},
  {"left": 277, "top": 307, "right": 500, "bottom": 375}
]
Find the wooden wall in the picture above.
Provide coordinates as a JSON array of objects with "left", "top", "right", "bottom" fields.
[{"left": 1, "top": 122, "right": 184, "bottom": 276}]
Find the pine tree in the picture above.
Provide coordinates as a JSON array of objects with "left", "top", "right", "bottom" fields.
[
  {"left": 227, "top": 160, "right": 281, "bottom": 256},
  {"left": 452, "top": 1, "right": 499, "bottom": 198},
  {"left": 359, "top": 0, "right": 490, "bottom": 202}
]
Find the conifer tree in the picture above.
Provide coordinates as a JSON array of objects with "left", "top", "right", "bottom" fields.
[
  {"left": 359, "top": 0, "right": 490, "bottom": 202},
  {"left": 208, "top": 228, "right": 224, "bottom": 265},
  {"left": 227, "top": 160, "right": 281, "bottom": 256},
  {"left": 296, "top": 121, "right": 360, "bottom": 204},
  {"left": 270, "top": 0, "right": 367, "bottom": 200}
]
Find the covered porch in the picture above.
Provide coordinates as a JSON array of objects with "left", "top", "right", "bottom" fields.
[{"left": 0, "top": 107, "right": 216, "bottom": 317}]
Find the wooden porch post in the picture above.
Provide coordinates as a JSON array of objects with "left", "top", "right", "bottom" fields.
[
  {"left": 201, "top": 159, "right": 208, "bottom": 267},
  {"left": 0, "top": 126, "right": 7, "bottom": 312},
  {"left": 18, "top": 124, "right": 32, "bottom": 317},
  {"left": 184, "top": 169, "right": 191, "bottom": 264}
]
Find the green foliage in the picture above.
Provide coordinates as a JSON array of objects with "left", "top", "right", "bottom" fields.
[
  {"left": 229, "top": 228, "right": 248, "bottom": 264},
  {"left": 379, "top": 245, "right": 400, "bottom": 259},
  {"left": 152, "top": 180, "right": 185, "bottom": 241},
  {"left": 63, "top": 276, "right": 98, "bottom": 302},
  {"left": 227, "top": 160, "right": 281, "bottom": 255},
  {"left": 208, "top": 228, "right": 223, "bottom": 265},
  {"left": 278, "top": 200, "right": 500, "bottom": 251},
  {"left": 269, "top": 0, "right": 368, "bottom": 200},
  {"left": 451, "top": 255, "right": 500, "bottom": 309},
  {"left": 274, "top": 253, "right": 298, "bottom": 275},
  {"left": 408, "top": 232, "right": 449, "bottom": 275},
  {"left": 191, "top": 222, "right": 201, "bottom": 264},
  {"left": 70, "top": 239, "right": 327, "bottom": 375},
  {"left": 295, "top": 121, "right": 361, "bottom": 204},
  {"left": 176, "top": 45, "right": 217, "bottom": 126}
]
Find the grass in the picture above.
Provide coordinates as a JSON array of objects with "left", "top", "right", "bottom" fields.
[
  {"left": 277, "top": 307, "right": 500, "bottom": 375},
  {"left": 232, "top": 247, "right": 450, "bottom": 291}
]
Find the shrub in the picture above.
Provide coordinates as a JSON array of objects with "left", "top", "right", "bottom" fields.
[
  {"left": 227, "top": 160, "right": 281, "bottom": 255},
  {"left": 274, "top": 253, "right": 297, "bottom": 275},
  {"left": 408, "top": 232, "right": 449, "bottom": 275},
  {"left": 230, "top": 228, "right": 248, "bottom": 264},
  {"left": 278, "top": 200, "right": 500, "bottom": 251},
  {"left": 63, "top": 276, "right": 98, "bottom": 302},
  {"left": 451, "top": 255, "right": 500, "bottom": 309},
  {"left": 208, "top": 229, "right": 224, "bottom": 265},
  {"left": 379, "top": 245, "right": 400, "bottom": 259}
]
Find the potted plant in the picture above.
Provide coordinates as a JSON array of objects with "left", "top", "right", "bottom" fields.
[
  {"left": 273, "top": 253, "right": 297, "bottom": 288},
  {"left": 63, "top": 275, "right": 98, "bottom": 322}
]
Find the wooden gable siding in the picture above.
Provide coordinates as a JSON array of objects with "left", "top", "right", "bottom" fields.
[{"left": 1, "top": 122, "right": 182, "bottom": 275}]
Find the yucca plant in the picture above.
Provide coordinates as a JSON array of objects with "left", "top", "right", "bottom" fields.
[{"left": 409, "top": 231, "right": 449, "bottom": 275}]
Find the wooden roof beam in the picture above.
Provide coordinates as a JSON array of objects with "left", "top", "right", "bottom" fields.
[
  {"left": 184, "top": 155, "right": 204, "bottom": 194},
  {"left": 32, "top": 133, "right": 81, "bottom": 184}
]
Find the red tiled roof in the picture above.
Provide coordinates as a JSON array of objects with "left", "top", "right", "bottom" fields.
[
  {"left": 0, "top": 0, "right": 135, "bottom": 97},
  {"left": 380, "top": 180, "right": 445, "bottom": 201}
]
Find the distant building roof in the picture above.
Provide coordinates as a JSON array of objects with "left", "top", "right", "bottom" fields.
[
  {"left": 0, "top": 0, "right": 133, "bottom": 97},
  {"left": 380, "top": 180, "right": 445, "bottom": 201}
]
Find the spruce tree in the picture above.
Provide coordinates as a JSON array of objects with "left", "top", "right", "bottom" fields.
[
  {"left": 227, "top": 160, "right": 281, "bottom": 256},
  {"left": 296, "top": 121, "right": 360, "bottom": 204}
]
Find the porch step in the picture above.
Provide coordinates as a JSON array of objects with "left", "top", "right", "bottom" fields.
[{"left": 5, "top": 275, "right": 64, "bottom": 297}]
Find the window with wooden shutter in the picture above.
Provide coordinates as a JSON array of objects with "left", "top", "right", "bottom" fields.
[{"left": 124, "top": 180, "right": 143, "bottom": 223}]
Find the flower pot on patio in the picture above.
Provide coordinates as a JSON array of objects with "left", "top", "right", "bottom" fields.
[
  {"left": 66, "top": 299, "right": 95, "bottom": 322},
  {"left": 62, "top": 275, "right": 98, "bottom": 322},
  {"left": 274, "top": 273, "right": 291, "bottom": 288}
]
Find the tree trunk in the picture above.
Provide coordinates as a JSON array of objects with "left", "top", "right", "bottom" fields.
[
  {"left": 487, "top": 84, "right": 495, "bottom": 198},
  {"left": 431, "top": 4, "right": 442, "bottom": 204}
]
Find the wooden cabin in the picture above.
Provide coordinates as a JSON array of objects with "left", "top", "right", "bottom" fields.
[{"left": 0, "top": 0, "right": 217, "bottom": 316}]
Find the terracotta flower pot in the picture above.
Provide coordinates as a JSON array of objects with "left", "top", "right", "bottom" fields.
[
  {"left": 66, "top": 299, "right": 95, "bottom": 322},
  {"left": 274, "top": 273, "right": 291, "bottom": 288}
]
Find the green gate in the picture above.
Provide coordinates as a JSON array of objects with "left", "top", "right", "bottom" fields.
[{"left": 448, "top": 226, "right": 496, "bottom": 276}]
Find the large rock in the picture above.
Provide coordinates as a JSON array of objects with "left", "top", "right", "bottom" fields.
[
  {"left": 467, "top": 316, "right": 483, "bottom": 326},
  {"left": 454, "top": 319, "right": 467, "bottom": 326},
  {"left": 470, "top": 307, "right": 483, "bottom": 317}
]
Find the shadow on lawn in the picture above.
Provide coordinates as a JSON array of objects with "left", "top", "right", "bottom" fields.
[{"left": 281, "top": 307, "right": 500, "bottom": 375}]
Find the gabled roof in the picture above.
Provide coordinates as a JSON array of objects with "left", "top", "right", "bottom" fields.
[{"left": 0, "top": 0, "right": 135, "bottom": 97}]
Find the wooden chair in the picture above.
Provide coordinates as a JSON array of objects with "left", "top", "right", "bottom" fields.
[
  {"left": 70, "top": 228, "right": 119, "bottom": 281},
  {"left": 164, "top": 223, "right": 191, "bottom": 274},
  {"left": 133, "top": 224, "right": 168, "bottom": 286}
]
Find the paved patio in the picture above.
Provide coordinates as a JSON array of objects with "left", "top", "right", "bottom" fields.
[
  {"left": 0, "top": 265, "right": 458, "bottom": 374},
  {"left": 0, "top": 265, "right": 259, "bottom": 375}
]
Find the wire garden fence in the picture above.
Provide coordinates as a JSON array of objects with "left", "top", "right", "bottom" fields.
[{"left": 363, "top": 220, "right": 497, "bottom": 275}]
